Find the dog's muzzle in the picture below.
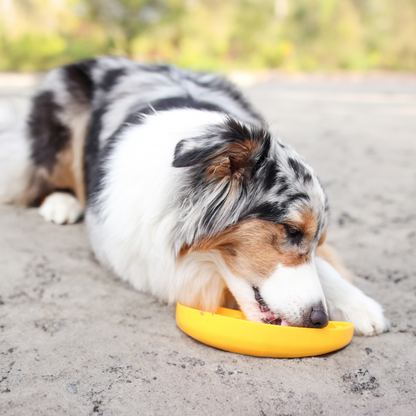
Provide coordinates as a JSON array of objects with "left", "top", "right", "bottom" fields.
[{"left": 253, "top": 286, "right": 329, "bottom": 328}]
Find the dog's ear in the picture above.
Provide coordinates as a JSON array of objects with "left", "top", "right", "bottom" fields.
[{"left": 173, "top": 118, "right": 270, "bottom": 182}]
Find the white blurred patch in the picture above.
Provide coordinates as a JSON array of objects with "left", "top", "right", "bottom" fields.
[{"left": 39, "top": 192, "right": 83, "bottom": 225}]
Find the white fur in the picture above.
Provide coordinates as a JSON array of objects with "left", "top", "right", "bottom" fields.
[
  {"left": 86, "top": 109, "right": 230, "bottom": 302},
  {"left": 39, "top": 192, "right": 83, "bottom": 224},
  {"left": 220, "top": 261, "right": 327, "bottom": 326},
  {"left": 261, "top": 262, "right": 327, "bottom": 321},
  {"left": 219, "top": 261, "right": 264, "bottom": 322},
  {"left": 315, "top": 257, "right": 389, "bottom": 336},
  {"left": 174, "top": 251, "right": 226, "bottom": 311}
]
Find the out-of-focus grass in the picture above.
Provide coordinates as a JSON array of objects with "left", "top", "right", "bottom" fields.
[{"left": 1, "top": 0, "right": 415, "bottom": 72}]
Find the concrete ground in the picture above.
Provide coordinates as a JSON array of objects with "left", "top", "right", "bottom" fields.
[{"left": 1, "top": 73, "right": 416, "bottom": 415}]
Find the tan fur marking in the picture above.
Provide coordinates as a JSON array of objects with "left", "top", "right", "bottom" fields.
[
  {"left": 206, "top": 140, "right": 259, "bottom": 181},
  {"left": 25, "top": 147, "right": 76, "bottom": 206},
  {"left": 318, "top": 230, "right": 327, "bottom": 246},
  {"left": 51, "top": 147, "right": 76, "bottom": 189},
  {"left": 70, "top": 108, "right": 90, "bottom": 207},
  {"left": 180, "top": 219, "right": 310, "bottom": 284},
  {"left": 316, "top": 243, "right": 353, "bottom": 282},
  {"left": 297, "top": 208, "right": 319, "bottom": 240},
  {"left": 23, "top": 104, "right": 90, "bottom": 207},
  {"left": 179, "top": 243, "right": 192, "bottom": 258}
]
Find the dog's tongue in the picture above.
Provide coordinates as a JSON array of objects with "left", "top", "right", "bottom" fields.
[{"left": 262, "top": 311, "right": 290, "bottom": 326}]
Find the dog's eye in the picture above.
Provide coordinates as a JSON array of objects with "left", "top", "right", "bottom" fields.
[{"left": 284, "top": 224, "right": 303, "bottom": 244}]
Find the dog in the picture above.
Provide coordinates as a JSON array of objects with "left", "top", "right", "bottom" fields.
[{"left": 0, "top": 56, "right": 388, "bottom": 335}]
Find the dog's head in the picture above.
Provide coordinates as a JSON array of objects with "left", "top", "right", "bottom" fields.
[{"left": 172, "top": 117, "right": 329, "bottom": 328}]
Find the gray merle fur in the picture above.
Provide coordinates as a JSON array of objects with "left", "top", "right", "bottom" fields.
[
  {"left": 25, "top": 56, "right": 328, "bottom": 245},
  {"left": 28, "top": 91, "right": 71, "bottom": 171}
]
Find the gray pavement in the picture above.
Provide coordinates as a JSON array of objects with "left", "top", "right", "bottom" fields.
[{"left": 1, "top": 73, "right": 416, "bottom": 415}]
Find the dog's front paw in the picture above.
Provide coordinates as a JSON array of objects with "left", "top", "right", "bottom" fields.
[
  {"left": 39, "top": 192, "right": 83, "bottom": 224},
  {"left": 328, "top": 292, "right": 389, "bottom": 336}
]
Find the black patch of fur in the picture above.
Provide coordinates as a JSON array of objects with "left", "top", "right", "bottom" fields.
[
  {"left": 64, "top": 60, "right": 96, "bottom": 103},
  {"left": 276, "top": 181, "right": 289, "bottom": 195},
  {"left": 261, "top": 160, "right": 280, "bottom": 191},
  {"left": 222, "top": 118, "right": 271, "bottom": 145},
  {"left": 303, "top": 172, "right": 312, "bottom": 184},
  {"left": 285, "top": 192, "right": 310, "bottom": 204},
  {"left": 143, "top": 95, "right": 225, "bottom": 116},
  {"left": 85, "top": 106, "right": 107, "bottom": 199},
  {"left": 243, "top": 202, "right": 287, "bottom": 223},
  {"left": 28, "top": 91, "right": 71, "bottom": 171},
  {"left": 251, "top": 140, "right": 271, "bottom": 177},
  {"left": 87, "top": 109, "right": 142, "bottom": 203},
  {"left": 288, "top": 157, "right": 306, "bottom": 179},
  {"left": 99, "top": 68, "right": 127, "bottom": 92}
]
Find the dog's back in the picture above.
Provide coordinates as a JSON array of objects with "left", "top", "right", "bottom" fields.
[{"left": 1, "top": 57, "right": 263, "bottom": 209}]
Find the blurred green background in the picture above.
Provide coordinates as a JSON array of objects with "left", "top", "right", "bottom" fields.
[{"left": 1, "top": 0, "right": 415, "bottom": 72}]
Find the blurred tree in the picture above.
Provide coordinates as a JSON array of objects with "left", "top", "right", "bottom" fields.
[
  {"left": 0, "top": 0, "right": 416, "bottom": 72},
  {"left": 85, "top": 0, "right": 185, "bottom": 57}
]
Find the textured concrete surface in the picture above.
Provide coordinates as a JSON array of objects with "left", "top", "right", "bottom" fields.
[{"left": 1, "top": 74, "right": 416, "bottom": 415}]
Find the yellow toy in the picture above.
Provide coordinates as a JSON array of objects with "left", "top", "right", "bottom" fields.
[{"left": 176, "top": 303, "right": 354, "bottom": 358}]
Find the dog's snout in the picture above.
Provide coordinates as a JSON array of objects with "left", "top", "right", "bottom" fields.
[{"left": 309, "top": 307, "right": 329, "bottom": 328}]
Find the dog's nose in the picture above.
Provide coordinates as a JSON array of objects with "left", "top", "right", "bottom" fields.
[{"left": 310, "top": 307, "right": 329, "bottom": 328}]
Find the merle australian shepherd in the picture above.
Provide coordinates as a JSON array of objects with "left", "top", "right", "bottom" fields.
[{"left": 0, "top": 57, "right": 388, "bottom": 336}]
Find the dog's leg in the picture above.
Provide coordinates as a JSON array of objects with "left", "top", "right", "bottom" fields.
[
  {"left": 316, "top": 243, "right": 353, "bottom": 282},
  {"left": 17, "top": 61, "right": 95, "bottom": 216},
  {"left": 315, "top": 257, "right": 388, "bottom": 336},
  {"left": 39, "top": 192, "right": 83, "bottom": 224}
]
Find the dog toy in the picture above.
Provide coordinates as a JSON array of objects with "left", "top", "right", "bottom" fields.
[{"left": 176, "top": 303, "right": 354, "bottom": 358}]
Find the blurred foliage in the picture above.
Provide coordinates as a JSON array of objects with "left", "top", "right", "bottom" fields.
[{"left": 0, "top": 0, "right": 415, "bottom": 72}]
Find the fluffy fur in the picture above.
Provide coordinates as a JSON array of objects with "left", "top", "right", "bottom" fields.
[{"left": 0, "top": 56, "right": 388, "bottom": 336}]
